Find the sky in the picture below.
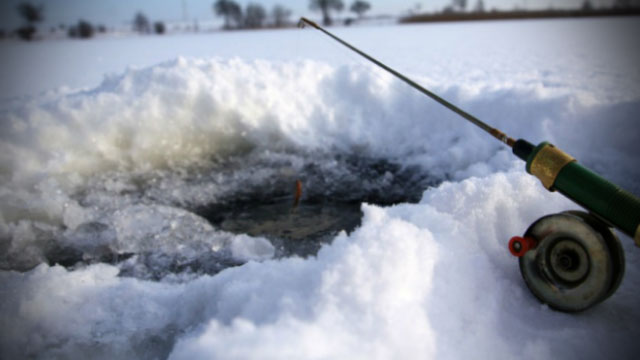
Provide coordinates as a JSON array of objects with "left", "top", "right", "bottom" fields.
[{"left": 0, "top": 0, "right": 621, "bottom": 30}]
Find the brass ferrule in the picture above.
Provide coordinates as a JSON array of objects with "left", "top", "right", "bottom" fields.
[{"left": 529, "top": 143, "right": 575, "bottom": 190}]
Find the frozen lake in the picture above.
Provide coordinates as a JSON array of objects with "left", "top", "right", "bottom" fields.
[{"left": 1, "top": 17, "right": 639, "bottom": 359}]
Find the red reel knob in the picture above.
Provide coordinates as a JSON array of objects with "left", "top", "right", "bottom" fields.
[{"left": 509, "top": 236, "right": 537, "bottom": 257}]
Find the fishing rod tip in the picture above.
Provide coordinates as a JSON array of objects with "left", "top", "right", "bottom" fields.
[{"left": 298, "top": 17, "right": 319, "bottom": 29}]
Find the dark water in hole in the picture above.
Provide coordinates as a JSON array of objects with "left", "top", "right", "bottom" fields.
[
  {"left": 195, "top": 156, "right": 433, "bottom": 258},
  {"left": 202, "top": 200, "right": 363, "bottom": 258}
]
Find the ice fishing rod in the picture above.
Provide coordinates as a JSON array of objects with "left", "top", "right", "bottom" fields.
[{"left": 299, "top": 17, "right": 640, "bottom": 312}]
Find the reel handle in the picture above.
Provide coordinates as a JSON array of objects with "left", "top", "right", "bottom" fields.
[{"left": 513, "top": 139, "right": 640, "bottom": 245}]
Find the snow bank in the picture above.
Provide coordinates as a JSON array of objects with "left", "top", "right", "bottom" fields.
[
  {"left": 2, "top": 56, "right": 638, "bottom": 220},
  {"left": 2, "top": 56, "right": 638, "bottom": 274},
  {"left": 1, "top": 172, "right": 638, "bottom": 359},
  {"left": 1, "top": 57, "right": 513, "bottom": 183}
]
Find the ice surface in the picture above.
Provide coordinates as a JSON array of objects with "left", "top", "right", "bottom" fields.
[{"left": 1, "top": 17, "right": 640, "bottom": 359}]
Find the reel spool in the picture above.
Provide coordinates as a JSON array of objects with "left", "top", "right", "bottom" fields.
[{"left": 509, "top": 211, "right": 625, "bottom": 312}]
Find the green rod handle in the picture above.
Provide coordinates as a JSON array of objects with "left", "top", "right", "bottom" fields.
[
  {"left": 554, "top": 162, "right": 640, "bottom": 240},
  {"left": 513, "top": 140, "right": 640, "bottom": 243}
]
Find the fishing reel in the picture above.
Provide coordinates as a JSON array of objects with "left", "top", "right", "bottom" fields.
[
  {"left": 509, "top": 211, "right": 625, "bottom": 312},
  {"left": 507, "top": 140, "right": 638, "bottom": 312}
]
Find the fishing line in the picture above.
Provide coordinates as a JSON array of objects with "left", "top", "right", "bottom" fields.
[
  {"left": 301, "top": 24, "right": 429, "bottom": 108},
  {"left": 297, "top": 24, "right": 435, "bottom": 141},
  {"left": 298, "top": 17, "right": 516, "bottom": 148}
]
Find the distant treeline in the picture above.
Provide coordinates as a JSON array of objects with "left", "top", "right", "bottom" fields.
[
  {"left": 4, "top": 1, "right": 337, "bottom": 41},
  {"left": 401, "top": 7, "right": 640, "bottom": 24},
  {"left": 213, "top": 0, "right": 372, "bottom": 29},
  {"left": 212, "top": 0, "right": 294, "bottom": 29},
  {"left": 3, "top": 0, "right": 374, "bottom": 41}
]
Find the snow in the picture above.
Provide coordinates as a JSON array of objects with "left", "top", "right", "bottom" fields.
[{"left": 1, "top": 17, "right": 640, "bottom": 359}]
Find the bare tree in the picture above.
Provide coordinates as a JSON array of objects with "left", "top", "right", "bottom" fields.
[
  {"left": 272, "top": 5, "right": 292, "bottom": 27},
  {"left": 310, "top": 0, "right": 344, "bottom": 26},
  {"left": 154, "top": 22, "right": 166, "bottom": 34},
  {"left": 76, "top": 20, "right": 94, "bottom": 38},
  {"left": 133, "top": 12, "right": 150, "bottom": 33},
  {"left": 213, "top": 0, "right": 243, "bottom": 29},
  {"left": 350, "top": 1, "right": 371, "bottom": 18},
  {"left": 18, "top": 2, "right": 43, "bottom": 23},
  {"left": 16, "top": 2, "right": 43, "bottom": 40},
  {"left": 452, "top": 0, "right": 467, "bottom": 12},
  {"left": 68, "top": 20, "right": 94, "bottom": 39},
  {"left": 244, "top": 3, "right": 266, "bottom": 28}
]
